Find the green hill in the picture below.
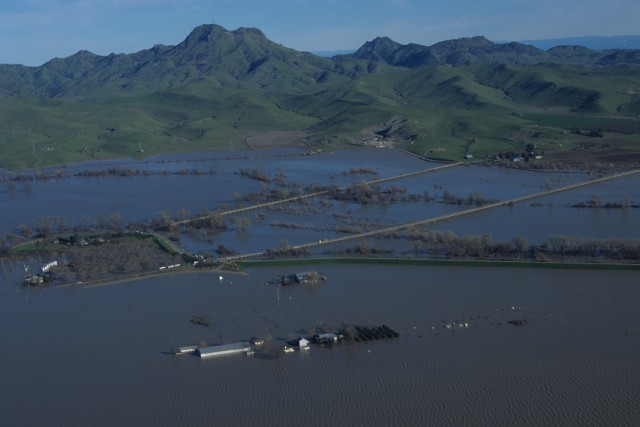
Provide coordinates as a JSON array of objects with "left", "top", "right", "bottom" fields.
[{"left": 1, "top": 25, "right": 640, "bottom": 169}]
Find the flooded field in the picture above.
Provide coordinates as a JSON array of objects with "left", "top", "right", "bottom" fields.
[
  {"left": 1, "top": 263, "right": 639, "bottom": 426},
  {"left": 1, "top": 148, "right": 639, "bottom": 425},
  {"left": 1, "top": 148, "right": 638, "bottom": 257}
]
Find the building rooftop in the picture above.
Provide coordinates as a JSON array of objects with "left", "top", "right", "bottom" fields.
[{"left": 198, "top": 342, "right": 251, "bottom": 358}]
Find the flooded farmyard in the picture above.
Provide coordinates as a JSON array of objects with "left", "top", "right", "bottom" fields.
[
  {"left": 2, "top": 262, "right": 639, "bottom": 426},
  {"left": 1, "top": 148, "right": 639, "bottom": 425}
]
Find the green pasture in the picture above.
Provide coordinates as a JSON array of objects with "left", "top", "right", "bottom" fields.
[{"left": 1, "top": 61, "right": 639, "bottom": 169}]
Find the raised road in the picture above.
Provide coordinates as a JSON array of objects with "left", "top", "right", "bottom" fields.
[
  {"left": 219, "top": 168, "right": 640, "bottom": 262},
  {"left": 174, "top": 162, "right": 462, "bottom": 226}
]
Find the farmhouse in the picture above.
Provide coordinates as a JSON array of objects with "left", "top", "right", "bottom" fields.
[{"left": 298, "top": 338, "right": 310, "bottom": 349}]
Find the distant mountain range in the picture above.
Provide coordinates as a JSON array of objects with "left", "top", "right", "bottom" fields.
[
  {"left": 314, "top": 35, "right": 640, "bottom": 59},
  {"left": 312, "top": 49, "right": 356, "bottom": 58},
  {"left": 1, "top": 26, "right": 639, "bottom": 97},
  {"left": 1, "top": 24, "right": 639, "bottom": 169},
  {"left": 516, "top": 35, "right": 640, "bottom": 51},
  {"left": 351, "top": 35, "right": 640, "bottom": 68}
]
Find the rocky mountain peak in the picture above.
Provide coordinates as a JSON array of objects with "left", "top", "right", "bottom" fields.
[{"left": 353, "top": 36, "right": 402, "bottom": 59}]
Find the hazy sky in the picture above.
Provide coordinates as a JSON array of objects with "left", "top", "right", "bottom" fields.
[{"left": 2, "top": 0, "right": 639, "bottom": 66}]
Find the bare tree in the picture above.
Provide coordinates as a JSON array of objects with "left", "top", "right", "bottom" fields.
[
  {"left": 176, "top": 208, "right": 190, "bottom": 221},
  {"left": 109, "top": 212, "right": 124, "bottom": 235},
  {"left": 513, "top": 235, "right": 527, "bottom": 256},
  {"left": 18, "top": 224, "right": 32, "bottom": 239},
  {"left": 233, "top": 217, "right": 252, "bottom": 232}
]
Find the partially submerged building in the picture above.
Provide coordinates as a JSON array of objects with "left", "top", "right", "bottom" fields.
[
  {"left": 298, "top": 338, "right": 310, "bottom": 350},
  {"left": 250, "top": 337, "right": 265, "bottom": 346},
  {"left": 23, "top": 275, "right": 44, "bottom": 286},
  {"left": 313, "top": 333, "right": 338, "bottom": 345},
  {"left": 175, "top": 345, "right": 198, "bottom": 355},
  {"left": 294, "top": 271, "right": 326, "bottom": 283},
  {"left": 197, "top": 342, "right": 252, "bottom": 358}
]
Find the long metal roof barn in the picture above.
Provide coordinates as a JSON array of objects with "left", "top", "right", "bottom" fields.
[{"left": 197, "top": 342, "right": 251, "bottom": 358}]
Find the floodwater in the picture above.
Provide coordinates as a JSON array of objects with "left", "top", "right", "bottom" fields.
[
  {"left": 1, "top": 148, "right": 638, "bottom": 255},
  {"left": 1, "top": 148, "right": 640, "bottom": 425},
  {"left": 1, "top": 264, "right": 639, "bottom": 426}
]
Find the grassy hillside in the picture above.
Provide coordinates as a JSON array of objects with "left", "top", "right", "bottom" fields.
[{"left": 1, "top": 26, "right": 639, "bottom": 169}]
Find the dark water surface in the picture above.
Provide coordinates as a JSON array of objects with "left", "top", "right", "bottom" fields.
[
  {"left": 0, "top": 148, "right": 427, "bottom": 228},
  {"left": 2, "top": 149, "right": 639, "bottom": 425},
  {"left": 1, "top": 264, "right": 639, "bottom": 426},
  {"left": 3, "top": 149, "right": 637, "bottom": 255}
]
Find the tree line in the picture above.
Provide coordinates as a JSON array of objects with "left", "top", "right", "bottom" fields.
[{"left": 1, "top": 167, "right": 216, "bottom": 184}]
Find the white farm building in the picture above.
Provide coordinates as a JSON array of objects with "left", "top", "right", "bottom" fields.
[{"left": 197, "top": 342, "right": 252, "bottom": 358}]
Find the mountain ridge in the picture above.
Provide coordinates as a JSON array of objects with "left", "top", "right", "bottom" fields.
[
  {"left": 1, "top": 24, "right": 639, "bottom": 169},
  {"left": 352, "top": 35, "right": 640, "bottom": 68},
  {"left": 3, "top": 25, "right": 640, "bottom": 99},
  {"left": 516, "top": 35, "right": 640, "bottom": 51},
  {"left": 0, "top": 25, "right": 343, "bottom": 97}
]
